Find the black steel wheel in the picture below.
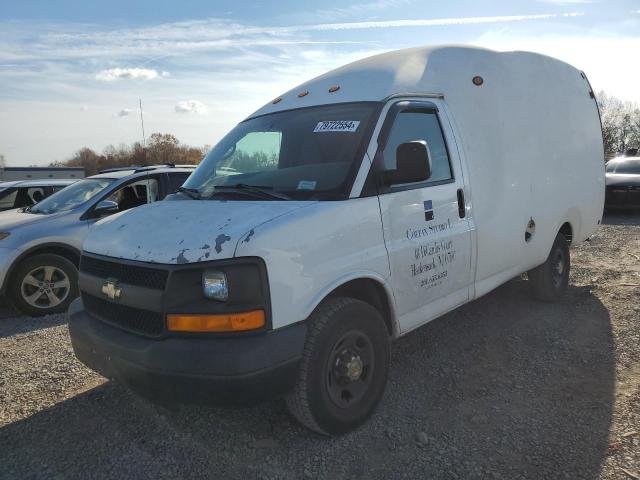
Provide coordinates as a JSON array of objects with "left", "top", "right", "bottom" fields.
[
  {"left": 285, "top": 297, "right": 390, "bottom": 436},
  {"left": 528, "top": 232, "right": 570, "bottom": 302}
]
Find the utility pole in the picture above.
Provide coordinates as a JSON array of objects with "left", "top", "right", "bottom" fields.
[{"left": 139, "top": 98, "right": 146, "bottom": 148}]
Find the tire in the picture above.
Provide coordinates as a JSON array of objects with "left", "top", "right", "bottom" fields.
[
  {"left": 9, "top": 254, "right": 79, "bottom": 316},
  {"left": 528, "top": 232, "right": 570, "bottom": 302},
  {"left": 285, "top": 297, "right": 390, "bottom": 436}
]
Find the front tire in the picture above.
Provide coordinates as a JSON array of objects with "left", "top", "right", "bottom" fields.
[
  {"left": 9, "top": 254, "right": 79, "bottom": 316},
  {"left": 528, "top": 232, "right": 570, "bottom": 302},
  {"left": 285, "top": 297, "right": 390, "bottom": 436}
]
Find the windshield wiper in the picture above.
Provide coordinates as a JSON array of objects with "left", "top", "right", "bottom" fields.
[
  {"left": 212, "top": 184, "right": 291, "bottom": 200},
  {"left": 177, "top": 186, "right": 201, "bottom": 200}
]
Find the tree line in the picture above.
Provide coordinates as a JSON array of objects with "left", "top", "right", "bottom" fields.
[
  {"left": 596, "top": 91, "right": 640, "bottom": 158},
  {"left": 49, "top": 133, "right": 209, "bottom": 176}
]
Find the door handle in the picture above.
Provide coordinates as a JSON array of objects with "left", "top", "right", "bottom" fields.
[{"left": 457, "top": 188, "right": 466, "bottom": 218}]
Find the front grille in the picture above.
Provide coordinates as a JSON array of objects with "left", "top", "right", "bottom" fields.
[
  {"left": 80, "top": 256, "right": 169, "bottom": 290},
  {"left": 83, "top": 293, "right": 164, "bottom": 337}
]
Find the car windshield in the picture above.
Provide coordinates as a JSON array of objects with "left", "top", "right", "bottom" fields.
[
  {"left": 607, "top": 159, "right": 640, "bottom": 174},
  {"left": 30, "top": 178, "right": 114, "bottom": 214},
  {"left": 183, "top": 102, "right": 380, "bottom": 200}
]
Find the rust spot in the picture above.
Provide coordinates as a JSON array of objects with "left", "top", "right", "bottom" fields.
[
  {"left": 176, "top": 249, "right": 189, "bottom": 264},
  {"left": 215, "top": 234, "right": 231, "bottom": 253},
  {"left": 243, "top": 229, "right": 255, "bottom": 243}
]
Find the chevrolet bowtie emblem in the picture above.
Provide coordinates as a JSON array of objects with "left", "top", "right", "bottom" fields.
[{"left": 101, "top": 279, "right": 122, "bottom": 300}]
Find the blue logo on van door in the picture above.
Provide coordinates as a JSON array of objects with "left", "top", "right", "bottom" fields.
[{"left": 424, "top": 200, "right": 434, "bottom": 221}]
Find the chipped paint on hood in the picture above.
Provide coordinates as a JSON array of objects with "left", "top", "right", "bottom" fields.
[{"left": 82, "top": 200, "right": 315, "bottom": 264}]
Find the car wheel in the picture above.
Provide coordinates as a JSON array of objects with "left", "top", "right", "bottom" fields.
[
  {"left": 285, "top": 297, "right": 390, "bottom": 436},
  {"left": 528, "top": 232, "right": 570, "bottom": 302},
  {"left": 9, "top": 254, "right": 79, "bottom": 316}
]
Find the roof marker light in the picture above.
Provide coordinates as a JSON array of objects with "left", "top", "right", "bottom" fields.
[
  {"left": 472, "top": 76, "right": 484, "bottom": 86},
  {"left": 272, "top": 97, "right": 282, "bottom": 104},
  {"left": 297, "top": 90, "right": 309, "bottom": 98},
  {"left": 328, "top": 85, "right": 340, "bottom": 93}
]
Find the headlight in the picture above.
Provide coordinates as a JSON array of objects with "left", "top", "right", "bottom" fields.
[
  {"left": 0, "top": 232, "right": 10, "bottom": 240},
  {"left": 202, "top": 269, "right": 228, "bottom": 301}
]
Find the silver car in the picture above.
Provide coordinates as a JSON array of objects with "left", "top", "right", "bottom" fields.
[
  {"left": 0, "top": 166, "right": 194, "bottom": 316},
  {"left": 0, "top": 179, "right": 76, "bottom": 211}
]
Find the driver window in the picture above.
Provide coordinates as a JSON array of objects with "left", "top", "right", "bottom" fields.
[
  {"left": 382, "top": 111, "right": 452, "bottom": 183},
  {"left": 106, "top": 178, "right": 158, "bottom": 212}
]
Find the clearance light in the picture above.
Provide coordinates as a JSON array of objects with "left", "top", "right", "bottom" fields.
[
  {"left": 472, "top": 76, "right": 484, "bottom": 86},
  {"left": 167, "top": 310, "right": 265, "bottom": 333},
  {"left": 297, "top": 90, "right": 309, "bottom": 98},
  {"left": 272, "top": 97, "right": 282, "bottom": 104},
  {"left": 328, "top": 85, "right": 340, "bottom": 93}
]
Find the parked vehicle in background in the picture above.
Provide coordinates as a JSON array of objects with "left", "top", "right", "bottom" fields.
[
  {"left": 0, "top": 179, "right": 76, "bottom": 212},
  {"left": 605, "top": 156, "right": 640, "bottom": 209},
  {"left": 69, "top": 46, "right": 604, "bottom": 435},
  {"left": 0, "top": 165, "right": 194, "bottom": 316}
]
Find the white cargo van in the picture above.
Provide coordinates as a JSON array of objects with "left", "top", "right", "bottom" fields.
[{"left": 69, "top": 46, "right": 605, "bottom": 435}]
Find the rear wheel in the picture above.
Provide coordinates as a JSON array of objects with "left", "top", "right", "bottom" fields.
[
  {"left": 9, "top": 254, "right": 78, "bottom": 316},
  {"left": 528, "top": 232, "right": 570, "bottom": 302},
  {"left": 285, "top": 297, "right": 390, "bottom": 436}
]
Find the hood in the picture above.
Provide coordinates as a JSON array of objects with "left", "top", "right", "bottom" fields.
[
  {"left": 83, "top": 200, "right": 315, "bottom": 264},
  {"left": 606, "top": 173, "right": 640, "bottom": 187},
  {"left": 0, "top": 209, "right": 70, "bottom": 248},
  {"left": 0, "top": 208, "right": 61, "bottom": 231}
]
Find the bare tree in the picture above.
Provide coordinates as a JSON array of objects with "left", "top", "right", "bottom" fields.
[{"left": 596, "top": 91, "right": 640, "bottom": 158}]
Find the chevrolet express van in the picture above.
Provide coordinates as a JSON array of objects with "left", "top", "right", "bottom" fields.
[{"left": 69, "top": 46, "right": 605, "bottom": 435}]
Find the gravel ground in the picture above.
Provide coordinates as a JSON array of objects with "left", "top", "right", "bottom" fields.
[{"left": 1, "top": 213, "right": 638, "bottom": 480}]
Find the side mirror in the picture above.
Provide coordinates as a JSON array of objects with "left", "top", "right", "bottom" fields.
[
  {"left": 382, "top": 140, "right": 432, "bottom": 185},
  {"left": 92, "top": 200, "right": 119, "bottom": 217}
]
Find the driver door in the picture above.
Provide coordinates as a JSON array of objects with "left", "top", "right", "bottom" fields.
[{"left": 375, "top": 100, "right": 472, "bottom": 333}]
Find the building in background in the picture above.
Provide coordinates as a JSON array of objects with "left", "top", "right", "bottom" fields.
[{"left": 0, "top": 167, "right": 85, "bottom": 181}]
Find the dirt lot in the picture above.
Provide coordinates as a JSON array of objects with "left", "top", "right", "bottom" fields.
[{"left": 1, "top": 213, "right": 639, "bottom": 480}]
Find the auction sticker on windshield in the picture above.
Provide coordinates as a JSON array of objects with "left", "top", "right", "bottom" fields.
[{"left": 313, "top": 121, "right": 360, "bottom": 133}]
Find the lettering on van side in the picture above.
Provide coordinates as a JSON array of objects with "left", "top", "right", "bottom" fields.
[
  {"left": 408, "top": 237, "right": 457, "bottom": 291},
  {"left": 405, "top": 218, "right": 452, "bottom": 240}
]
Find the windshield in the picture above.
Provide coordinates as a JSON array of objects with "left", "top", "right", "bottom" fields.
[
  {"left": 607, "top": 159, "right": 640, "bottom": 175},
  {"left": 30, "top": 178, "right": 114, "bottom": 214},
  {"left": 183, "top": 102, "right": 380, "bottom": 200}
]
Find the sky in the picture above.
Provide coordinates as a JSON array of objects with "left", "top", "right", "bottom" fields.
[{"left": 1, "top": 0, "right": 639, "bottom": 166}]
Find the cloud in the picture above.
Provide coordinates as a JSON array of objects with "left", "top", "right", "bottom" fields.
[
  {"left": 114, "top": 109, "right": 134, "bottom": 117},
  {"left": 280, "top": 12, "right": 584, "bottom": 32},
  {"left": 96, "top": 68, "right": 165, "bottom": 81},
  {"left": 175, "top": 100, "right": 208, "bottom": 114}
]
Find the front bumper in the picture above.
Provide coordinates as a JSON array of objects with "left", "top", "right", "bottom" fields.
[{"left": 68, "top": 298, "right": 306, "bottom": 406}]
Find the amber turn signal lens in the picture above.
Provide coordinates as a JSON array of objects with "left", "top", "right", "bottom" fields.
[{"left": 167, "top": 310, "right": 265, "bottom": 332}]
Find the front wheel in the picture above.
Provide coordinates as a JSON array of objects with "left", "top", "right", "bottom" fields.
[
  {"left": 528, "top": 232, "right": 570, "bottom": 302},
  {"left": 285, "top": 297, "right": 390, "bottom": 436},
  {"left": 9, "top": 254, "right": 79, "bottom": 316}
]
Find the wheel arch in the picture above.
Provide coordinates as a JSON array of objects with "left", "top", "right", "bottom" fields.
[
  {"left": 2, "top": 243, "right": 81, "bottom": 294},
  {"left": 558, "top": 221, "right": 573, "bottom": 244},
  {"left": 305, "top": 273, "right": 398, "bottom": 338}
]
